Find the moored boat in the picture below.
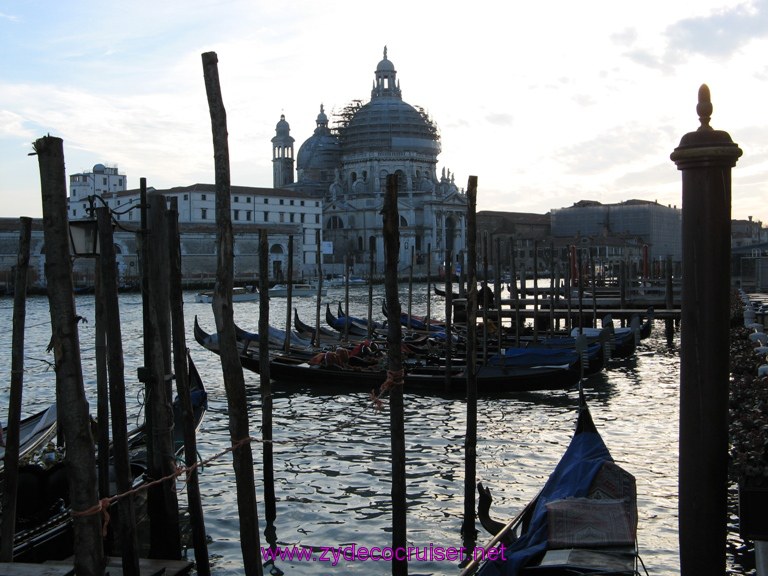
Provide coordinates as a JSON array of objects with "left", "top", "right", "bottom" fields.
[
  {"left": 195, "top": 285, "right": 257, "bottom": 304},
  {"left": 11, "top": 353, "right": 208, "bottom": 562},
  {"left": 269, "top": 283, "right": 326, "bottom": 298},
  {"left": 0, "top": 404, "right": 58, "bottom": 476},
  {"left": 464, "top": 389, "right": 641, "bottom": 575}
]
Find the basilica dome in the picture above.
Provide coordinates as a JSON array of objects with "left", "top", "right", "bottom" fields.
[{"left": 338, "top": 48, "right": 440, "bottom": 157}]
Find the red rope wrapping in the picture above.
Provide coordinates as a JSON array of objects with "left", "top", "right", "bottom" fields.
[
  {"left": 71, "top": 497, "right": 112, "bottom": 536},
  {"left": 69, "top": 435, "right": 257, "bottom": 537},
  {"left": 371, "top": 369, "right": 405, "bottom": 412}
]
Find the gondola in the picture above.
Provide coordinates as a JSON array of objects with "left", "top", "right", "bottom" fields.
[
  {"left": 11, "top": 352, "right": 208, "bottom": 562},
  {"left": 0, "top": 404, "right": 58, "bottom": 476},
  {"left": 463, "top": 389, "right": 640, "bottom": 576},
  {"left": 266, "top": 351, "right": 580, "bottom": 393},
  {"left": 336, "top": 303, "right": 385, "bottom": 331},
  {"left": 381, "top": 299, "right": 448, "bottom": 335},
  {"left": 293, "top": 308, "right": 342, "bottom": 343},
  {"left": 325, "top": 303, "right": 371, "bottom": 337}
]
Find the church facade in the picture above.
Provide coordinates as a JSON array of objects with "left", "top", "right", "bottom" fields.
[{"left": 272, "top": 48, "right": 468, "bottom": 275}]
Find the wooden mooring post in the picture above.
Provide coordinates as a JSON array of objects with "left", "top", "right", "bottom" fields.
[
  {"left": 382, "top": 173, "right": 407, "bottom": 576},
  {"left": 462, "top": 176, "right": 479, "bottom": 547},
  {"left": 96, "top": 206, "right": 140, "bottom": 574},
  {"left": 671, "top": 85, "right": 742, "bottom": 576},
  {"left": 202, "top": 51, "right": 263, "bottom": 575},
  {"left": 167, "top": 202, "right": 210, "bottom": 575},
  {"left": 0, "top": 217, "right": 31, "bottom": 562},
  {"left": 35, "top": 135, "right": 104, "bottom": 576}
]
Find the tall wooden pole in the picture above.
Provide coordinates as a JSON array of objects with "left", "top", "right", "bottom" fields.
[
  {"left": 425, "top": 243, "right": 432, "bottom": 328},
  {"left": 94, "top": 256, "right": 110, "bottom": 504},
  {"left": 259, "top": 229, "right": 277, "bottom": 532},
  {"left": 382, "top": 173, "right": 407, "bottom": 576},
  {"left": 0, "top": 217, "right": 31, "bottom": 562},
  {"left": 671, "top": 85, "right": 742, "bottom": 575},
  {"left": 167, "top": 202, "right": 210, "bottom": 575},
  {"left": 35, "top": 135, "right": 104, "bottom": 576},
  {"left": 462, "top": 176, "right": 479, "bottom": 541},
  {"left": 314, "top": 229, "right": 323, "bottom": 348},
  {"left": 202, "top": 51, "right": 263, "bottom": 575},
  {"left": 284, "top": 235, "right": 294, "bottom": 353},
  {"left": 145, "top": 193, "right": 181, "bottom": 558},
  {"left": 96, "top": 207, "right": 140, "bottom": 575},
  {"left": 368, "top": 237, "right": 375, "bottom": 339},
  {"left": 444, "top": 250, "right": 453, "bottom": 392}
]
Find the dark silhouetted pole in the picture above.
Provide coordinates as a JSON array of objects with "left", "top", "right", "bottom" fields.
[
  {"left": 96, "top": 207, "right": 140, "bottom": 575},
  {"left": 145, "top": 193, "right": 181, "bottom": 559},
  {"left": 202, "top": 51, "right": 263, "bottom": 575},
  {"left": 284, "top": 235, "right": 294, "bottom": 353},
  {"left": 35, "top": 136, "right": 104, "bottom": 576},
  {"left": 671, "top": 84, "right": 742, "bottom": 576},
  {"left": 462, "top": 176, "right": 479, "bottom": 543},
  {"left": 0, "top": 217, "right": 31, "bottom": 562},
  {"left": 167, "top": 202, "right": 210, "bottom": 575},
  {"left": 314, "top": 230, "right": 323, "bottom": 348},
  {"left": 368, "top": 237, "right": 375, "bottom": 338},
  {"left": 259, "top": 229, "right": 277, "bottom": 533},
  {"left": 382, "top": 173, "right": 407, "bottom": 576}
]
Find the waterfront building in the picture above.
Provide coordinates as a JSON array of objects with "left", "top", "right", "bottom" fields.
[
  {"left": 551, "top": 199, "right": 682, "bottom": 277},
  {"left": 65, "top": 165, "right": 323, "bottom": 281},
  {"left": 273, "top": 47, "right": 468, "bottom": 275},
  {"left": 68, "top": 163, "right": 127, "bottom": 219}
]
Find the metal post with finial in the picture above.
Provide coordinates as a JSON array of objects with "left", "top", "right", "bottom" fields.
[{"left": 670, "top": 84, "right": 742, "bottom": 576}]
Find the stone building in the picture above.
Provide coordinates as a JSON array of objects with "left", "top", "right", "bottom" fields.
[{"left": 272, "top": 47, "right": 468, "bottom": 275}]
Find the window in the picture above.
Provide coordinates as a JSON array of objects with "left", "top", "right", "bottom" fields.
[
  {"left": 315, "top": 202, "right": 320, "bottom": 207},
  {"left": 290, "top": 200, "right": 294, "bottom": 206},
  {"left": 201, "top": 194, "right": 207, "bottom": 201},
  {"left": 73, "top": 209, "right": 77, "bottom": 216},
  {"left": 103, "top": 177, "right": 107, "bottom": 185},
  {"left": 201, "top": 208, "right": 207, "bottom": 220},
  {"left": 118, "top": 178, "right": 123, "bottom": 186},
  {"left": 246, "top": 211, "right": 251, "bottom": 221},
  {"left": 279, "top": 199, "right": 284, "bottom": 205},
  {"left": 301, "top": 200, "right": 305, "bottom": 207},
  {"left": 300, "top": 214, "right": 305, "bottom": 223},
  {"left": 264, "top": 198, "right": 268, "bottom": 204},
  {"left": 290, "top": 213, "right": 295, "bottom": 223},
  {"left": 234, "top": 196, "right": 239, "bottom": 203},
  {"left": 247, "top": 197, "right": 251, "bottom": 203},
  {"left": 264, "top": 212, "right": 269, "bottom": 222},
  {"left": 279, "top": 212, "right": 285, "bottom": 223},
  {"left": 183, "top": 194, "right": 188, "bottom": 201},
  {"left": 315, "top": 215, "right": 320, "bottom": 223},
  {"left": 234, "top": 210, "right": 240, "bottom": 221}
]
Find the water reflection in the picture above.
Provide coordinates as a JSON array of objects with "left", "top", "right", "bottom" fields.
[{"left": 0, "top": 288, "right": 688, "bottom": 574}]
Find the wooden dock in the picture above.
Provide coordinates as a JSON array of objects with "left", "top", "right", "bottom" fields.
[{"left": 0, "top": 556, "right": 194, "bottom": 576}]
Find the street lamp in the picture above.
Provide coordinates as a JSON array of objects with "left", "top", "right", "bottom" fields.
[{"left": 68, "top": 218, "right": 100, "bottom": 257}]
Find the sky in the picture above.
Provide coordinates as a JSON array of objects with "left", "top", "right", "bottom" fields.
[{"left": 2, "top": 0, "right": 767, "bottom": 222}]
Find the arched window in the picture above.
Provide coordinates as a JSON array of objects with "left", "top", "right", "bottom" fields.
[
  {"left": 326, "top": 216, "right": 344, "bottom": 229},
  {"left": 400, "top": 215, "right": 408, "bottom": 228}
]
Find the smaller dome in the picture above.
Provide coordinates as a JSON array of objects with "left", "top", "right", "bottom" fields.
[
  {"left": 93, "top": 163, "right": 106, "bottom": 173},
  {"left": 377, "top": 58, "right": 395, "bottom": 72},
  {"left": 275, "top": 114, "right": 290, "bottom": 136},
  {"left": 377, "top": 45, "right": 395, "bottom": 72}
]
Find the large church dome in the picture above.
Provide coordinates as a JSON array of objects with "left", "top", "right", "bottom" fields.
[{"left": 338, "top": 48, "right": 440, "bottom": 157}]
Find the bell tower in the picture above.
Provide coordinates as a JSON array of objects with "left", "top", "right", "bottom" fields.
[{"left": 272, "top": 114, "right": 295, "bottom": 187}]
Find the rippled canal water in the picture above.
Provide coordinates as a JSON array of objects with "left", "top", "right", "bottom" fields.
[{"left": 0, "top": 283, "right": 744, "bottom": 574}]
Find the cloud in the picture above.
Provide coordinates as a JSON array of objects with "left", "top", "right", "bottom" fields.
[{"left": 665, "top": 1, "right": 768, "bottom": 58}]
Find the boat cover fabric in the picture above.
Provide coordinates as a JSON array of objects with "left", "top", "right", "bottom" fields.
[{"left": 477, "top": 429, "right": 611, "bottom": 576}]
